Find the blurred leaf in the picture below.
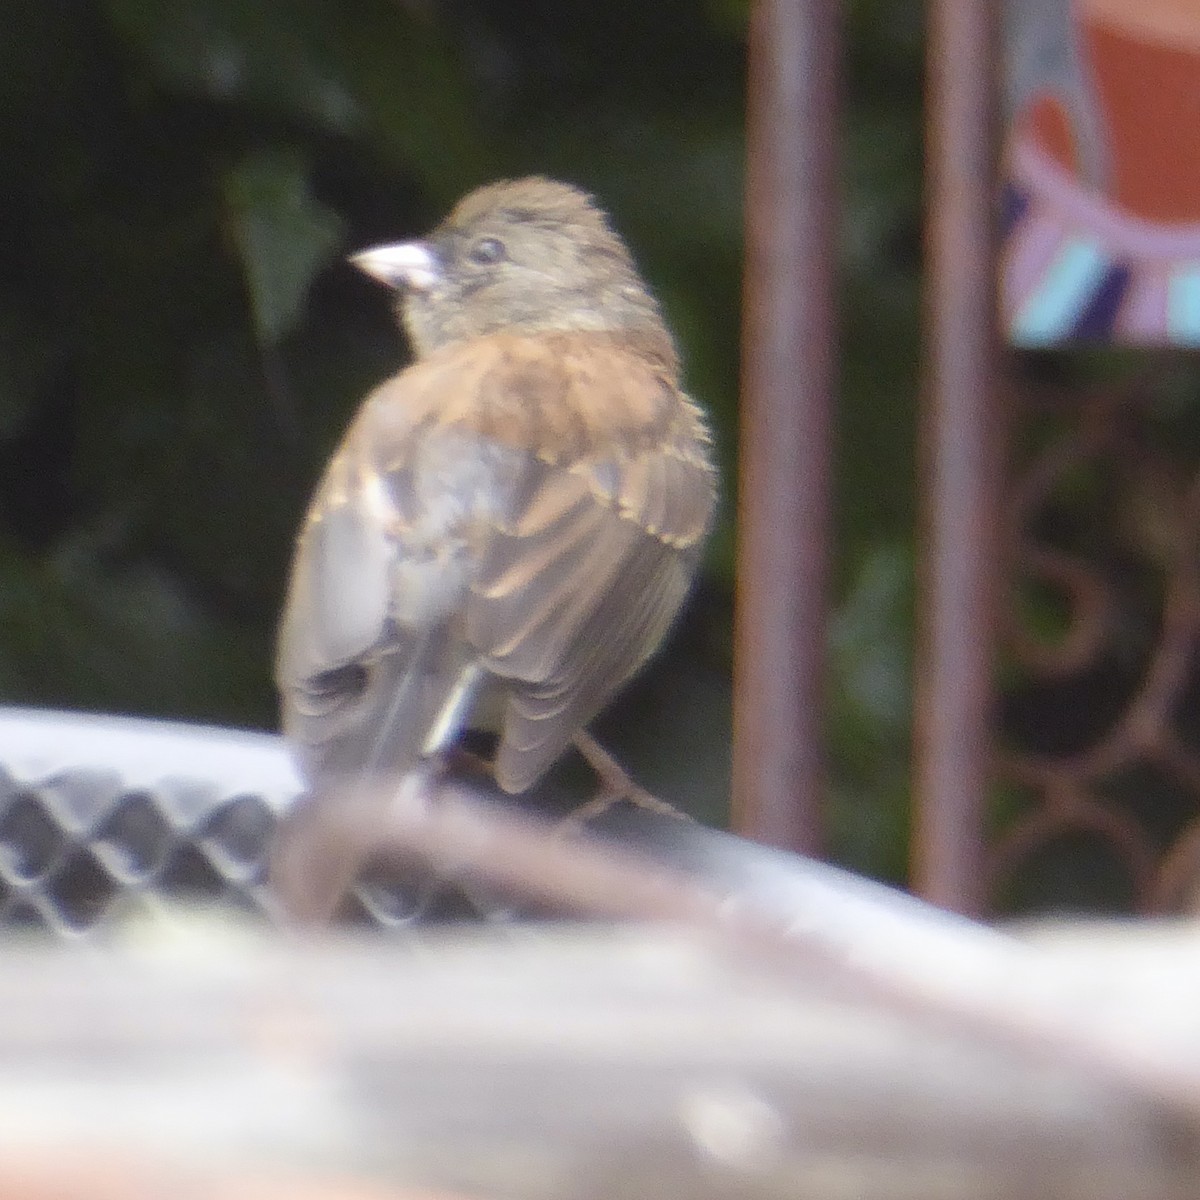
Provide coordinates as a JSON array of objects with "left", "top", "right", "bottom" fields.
[
  {"left": 101, "top": 0, "right": 364, "bottom": 133},
  {"left": 704, "top": 0, "right": 750, "bottom": 34},
  {"left": 0, "top": 304, "right": 59, "bottom": 439},
  {"left": 827, "top": 542, "right": 915, "bottom": 880},
  {"left": 223, "top": 150, "right": 343, "bottom": 345},
  {"left": 0, "top": 535, "right": 270, "bottom": 724},
  {"left": 830, "top": 542, "right": 913, "bottom": 735},
  {"left": 99, "top": 0, "right": 498, "bottom": 200}
]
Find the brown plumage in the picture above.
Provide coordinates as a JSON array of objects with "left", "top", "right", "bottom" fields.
[{"left": 275, "top": 177, "right": 716, "bottom": 796}]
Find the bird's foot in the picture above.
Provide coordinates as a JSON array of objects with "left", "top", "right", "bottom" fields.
[{"left": 563, "top": 730, "right": 689, "bottom": 829}]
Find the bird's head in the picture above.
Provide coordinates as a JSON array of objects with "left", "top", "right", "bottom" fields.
[{"left": 350, "top": 176, "right": 671, "bottom": 359}]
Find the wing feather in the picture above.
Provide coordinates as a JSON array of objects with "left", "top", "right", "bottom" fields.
[
  {"left": 471, "top": 438, "right": 714, "bottom": 793},
  {"left": 494, "top": 532, "right": 695, "bottom": 791},
  {"left": 275, "top": 410, "right": 519, "bottom": 789}
]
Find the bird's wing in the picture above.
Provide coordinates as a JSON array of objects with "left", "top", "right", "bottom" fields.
[
  {"left": 275, "top": 332, "right": 716, "bottom": 795},
  {"left": 472, "top": 442, "right": 715, "bottom": 793},
  {"left": 274, "top": 389, "right": 524, "bottom": 789}
]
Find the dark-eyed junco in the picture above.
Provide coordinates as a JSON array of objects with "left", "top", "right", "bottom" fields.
[{"left": 275, "top": 176, "right": 716, "bottom": 803}]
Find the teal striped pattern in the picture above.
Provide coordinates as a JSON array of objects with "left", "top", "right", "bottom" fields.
[
  {"left": 1011, "top": 236, "right": 1108, "bottom": 346},
  {"left": 1167, "top": 267, "right": 1200, "bottom": 345}
]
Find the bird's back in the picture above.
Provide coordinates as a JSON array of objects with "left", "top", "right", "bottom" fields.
[{"left": 276, "top": 329, "right": 714, "bottom": 796}]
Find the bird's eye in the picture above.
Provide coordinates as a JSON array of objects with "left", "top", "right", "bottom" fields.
[{"left": 467, "top": 237, "right": 506, "bottom": 265}]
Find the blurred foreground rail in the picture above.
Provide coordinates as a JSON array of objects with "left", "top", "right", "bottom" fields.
[{"left": 1, "top": 922, "right": 1200, "bottom": 1200}]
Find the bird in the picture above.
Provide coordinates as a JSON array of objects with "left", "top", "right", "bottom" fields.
[{"left": 274, "top": 176, "right": 717, "bottom": 812}]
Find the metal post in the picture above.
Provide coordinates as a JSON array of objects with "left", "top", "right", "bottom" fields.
[
  {"left": 912, "top": 0, "right": 1001, "bottom": 913},
  {"left": 733, "top": 0, "right": 841, "bottom": 854}
]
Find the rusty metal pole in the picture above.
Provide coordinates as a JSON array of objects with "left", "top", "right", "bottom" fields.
[
  {"left": 733, "top": 0, "right": 840, "bottom": 854},
  {"left": 912, "top": 1, "right": 1001, "bottom": 913}
]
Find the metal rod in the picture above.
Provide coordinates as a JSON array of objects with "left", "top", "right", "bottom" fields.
[
  {"left": 912, "top": 0, "right": 1001, "bottom": 913},
  {"left": 733, "top": 0, "right": 841, "bottom": 854}
]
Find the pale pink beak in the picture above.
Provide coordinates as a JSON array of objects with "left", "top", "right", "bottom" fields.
[{"left": 350, "top": 241, "right": 440, "bottom": 291}]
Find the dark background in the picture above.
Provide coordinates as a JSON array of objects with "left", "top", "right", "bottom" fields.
[{"left": 0, "top": 0, "right": 926, "bottom": 880}]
